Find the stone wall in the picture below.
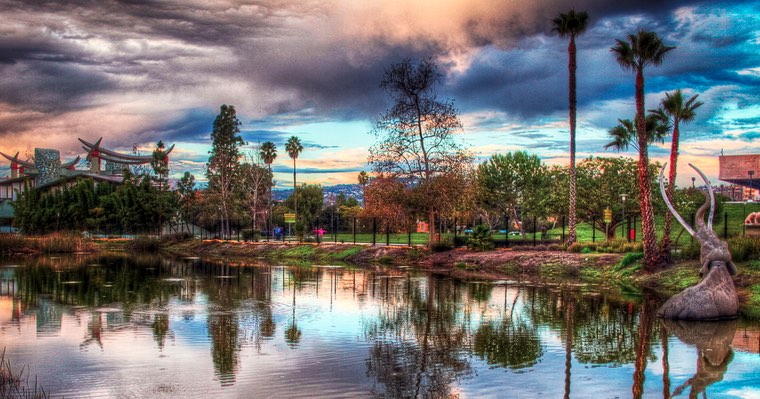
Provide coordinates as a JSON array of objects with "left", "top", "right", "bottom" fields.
[{"left": 34, "top": 148, "right": 61, "bottom": 186}]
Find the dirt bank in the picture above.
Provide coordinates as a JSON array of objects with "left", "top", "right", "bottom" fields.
[{"left": 159, "top": 240, "right": 760, "bottom": 318}]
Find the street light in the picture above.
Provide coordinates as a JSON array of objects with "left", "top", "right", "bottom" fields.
[
  {"left": 620, "top": 193, "right": 628, "bottom": 240},
  {"left": 749, "top": 170, "right": 755, "bottom": 202},
  {"left": 692, "top": 177, "right": 696, "bottom": 189}
]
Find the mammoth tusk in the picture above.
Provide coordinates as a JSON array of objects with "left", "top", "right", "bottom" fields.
[
  {"left": 659, "top": 163, "right": 695, "bottom": 237},
  {"left": 689, "top": 163, "right": 715, "bottom": 230}
]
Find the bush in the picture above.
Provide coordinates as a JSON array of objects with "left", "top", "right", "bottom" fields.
[
  {"left": 617, "top": 252, "right": 644, "bottom": 269},
  {"left": 453, "top": 235, "right": 469, "bottom": 247},
  {"left": 241, "top": 229, "right": 261, "bottom": 242},
  {"left": 162, "top": 232, "right": 192, "bottom": 244},
  {"left": 467, "top": 225, "right": 494, "bottom": 252},
  {"left": 34, "top": 233, "right": 93, "bottom": 254},
  {"left": 729, "top": 236, "right": 760, "bottom": 262},
  {"left": 127, "top": 235, "right": 162, "bottom": 252},
  {"left": 0, "top": 235, "right": 27, "bottom": 255},
  {"left": 431, "top": 240, "right": 454, "bottom": 253},
  {"left": 568, "top": 239, "right": 642, "bottom": 254}
]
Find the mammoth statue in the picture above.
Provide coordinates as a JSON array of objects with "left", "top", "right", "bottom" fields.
[
  {"left": 657, "top": 163, "right": 739, "bottom": 320},
  {"left": 744, "top": 212, "right": 760, "bottom": 225}
]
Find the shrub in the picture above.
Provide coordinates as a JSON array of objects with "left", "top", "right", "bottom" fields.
[
  {"left": 453, "top": 235, "right": 469, "bottom": 247},
  {"left": 127, "top": 235, "right": 162, "bottom": 252},
  {"left": 241, "top": 229, "right": 261, "bottom": 242},
  {"left": 568, "top": 239, "right": 642, "bottom": 254},
  {"left": 431, "top": 240, "right": 454, "bottom": 253},
  {"left": 728, "top": 237, "right": 760, "bottom": 262},
  {"left": 0, "top": 235, "right": 27, "bottom": 255},
  {"left": 162, "top": 232, "right": 192, "bottom": 244},
  {"left": 467, "top": 225, "right": 494, "bottom": 252},
  {"left": 617, "top": 252, "right": 644, "bottom": 269},
  {"left": 33, "top": 233, "right": 93, "bottom": 254}
]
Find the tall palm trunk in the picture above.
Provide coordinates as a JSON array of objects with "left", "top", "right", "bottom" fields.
[
  {"left": 293, "top": 158, "right": 297, "bottom": 218},
  {"left": 661, "top": 121, "right": 680, "bottom": 260},
  {"left": 635, "top": 69, "right": 659, "bottom": 272},
  {"left": 632, "top": 297, "right": 655, "bottom": 399},
  {"left": 268, "top": 164, "right": 273, "bottom": 236},
  {"left": 568, "top": 34, "right": 578, "bottom": 245}
]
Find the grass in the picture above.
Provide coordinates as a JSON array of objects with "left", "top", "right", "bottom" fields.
[
  {"left": 1, "top": 349, "right": 47, "bottom": 399},
  {"left": 1, "top": 233, "right": 93, "bottom": 255}
]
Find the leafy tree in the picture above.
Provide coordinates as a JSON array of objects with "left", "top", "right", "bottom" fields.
[
  {"left": 650, "top": 90, "right": 703, "bottom": 258},
  {"left": 363, "top": 175, "right": 415, "bottom": 232},
  {"left": 177, "top": 172, "right": 196, "bottom": 231},
  {"left": 476, "top": 151, "right": 548, "bottom": 237},
  {"left": 239, "top": 150, "right": 272, "bottom": 230},
  {"left": 285, "top": 136, "right": 304, "bottom": 220},
  {"left": 369, "top": 58, "right": 471, "bottom": 243},
  {"left": 611, "top": 31, "right": 675, "bottom": 272},
  {"left": 150, "top": 140, "right": 170, "bottom": 190},
  {"left": 553, "top": 9, "right": 589, "bottom": 245},
  {"left": 552, "top": 157, "right": 646, "bottom": 239},
  {"left": 282, "top": 183, "right": 322, "bottom": 234},
  {"left": 207, "top": 104, "right": 245, "bottom": 238}
]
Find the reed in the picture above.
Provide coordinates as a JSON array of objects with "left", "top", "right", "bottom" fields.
[{"left": 0, "top": 349, "right": 48, "bottom": 399}]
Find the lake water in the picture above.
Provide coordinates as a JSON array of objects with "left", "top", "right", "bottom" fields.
[{"left": 1, "top": 254, "right": 759, "bottom": 398}]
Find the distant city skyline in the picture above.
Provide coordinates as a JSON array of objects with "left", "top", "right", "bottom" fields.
[{"left": 0, "top": 1, "right": 758, "bottom": 188}]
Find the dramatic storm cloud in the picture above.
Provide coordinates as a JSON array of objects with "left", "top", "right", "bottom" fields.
[{"left": 0, "top": 0, "right": 757, "bottom": 185}]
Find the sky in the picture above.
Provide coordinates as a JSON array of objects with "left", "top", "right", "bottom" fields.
[{"left": 0, "top": 0, "right": 758, "bottom": 188}]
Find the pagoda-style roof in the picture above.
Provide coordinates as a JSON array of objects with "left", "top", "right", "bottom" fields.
[
  {"left": 0, "top": 152, "right": 34, "bottom": 169},
  {"left": 79, "top": 137, "right": 174, "bottom": 164},
  {"left": 1, "top": 152, "right": 80, "bottom": 169}
]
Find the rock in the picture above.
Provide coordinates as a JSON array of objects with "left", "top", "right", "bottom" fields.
[{"left": 658, "top": 263, "right": 739, "bottom": 320}]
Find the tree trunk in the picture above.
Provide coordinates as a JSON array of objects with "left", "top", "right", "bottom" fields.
[
  {"left": 632, "top": 297, "right": 655, "bottom": 399},
  {"left": 568, "top": 34, "right": 578, "bottom": 245},
  {"left": 635, "top": 69, "right": 660, "bottom": 272},
  {"left": 293, "top": 158, "right": 298, "bottom": 221},
  {"left": 661, "top": 121, "right": 680, "bottom": 262}
]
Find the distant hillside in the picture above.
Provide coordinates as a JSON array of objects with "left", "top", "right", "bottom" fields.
[{"left": 273, "top": 184, "right": 363, "bottom": 203}]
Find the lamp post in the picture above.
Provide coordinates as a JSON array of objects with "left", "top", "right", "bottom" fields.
[
  {"left": 692, "top": 177, "right": 696, "bottom": 189},
  {"left": 749, "top": 170, "right": 755, "bottom": 202},
  {"left": 620, "top": 193, "right": 627, "bottom": 240}
]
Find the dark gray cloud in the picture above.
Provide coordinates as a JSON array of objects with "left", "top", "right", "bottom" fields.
[{"left": 0, "top": 0, "right": 757, "bottom": 174}]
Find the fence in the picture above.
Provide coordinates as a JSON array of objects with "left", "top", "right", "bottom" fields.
[
  {"left": 5, "top": 205, "right": 760, "bottom": 249},
  {"left": 157, "top": 208, "right": 760, "bottom": 249}
]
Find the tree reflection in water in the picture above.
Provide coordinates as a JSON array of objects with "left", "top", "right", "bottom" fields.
[
  {"left": 3, "top": 255, "right": 754, "bottom": 397},
  {"left": 364, "top": 275, "right": 472, "bottom": 398}
]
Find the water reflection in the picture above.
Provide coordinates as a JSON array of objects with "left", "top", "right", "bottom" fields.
[
  {"left": 0, "top": 255, "right": 758, "bottom": 397},
  {"left": 664, "top": 320, "right": 736, "bottom": 398}
]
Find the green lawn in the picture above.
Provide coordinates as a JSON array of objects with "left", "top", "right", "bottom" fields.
[{"left": 264, "top": 202, "right": 760, "bottom": 246}]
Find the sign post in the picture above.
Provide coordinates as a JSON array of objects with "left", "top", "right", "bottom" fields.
[{"left": 284, "top": 213, "right": 296, "bottom": 238}]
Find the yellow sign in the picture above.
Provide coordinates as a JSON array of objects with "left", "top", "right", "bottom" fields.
[
  {"left": 284, "top": 213, "right": 296, "bottom": 224},
  {"left": 603, "top": 208, "right": 613, "bottom": 224}
]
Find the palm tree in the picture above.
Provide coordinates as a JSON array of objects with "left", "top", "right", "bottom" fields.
[
  {"left": 611, "top": 30, "right": 675, "bottom": 272},
  {"left": 285, "top": 136, "right": 304, "bottom": 220},
  {"left": 553, "top": 9, "right": 589, "bottom": 245},
  {"left": 650, "top": 90, "right": 703, "bottom": 259},
  {"left": 260, "top": 141, "right": 277, "bottom": 237},
  {"left": 604, "top": 115, "right": 670, "bottom": 153}
]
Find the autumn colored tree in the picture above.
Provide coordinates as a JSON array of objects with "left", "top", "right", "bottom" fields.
[{"left": 369, "top": 58, "right": 471, "bottom": 244}]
